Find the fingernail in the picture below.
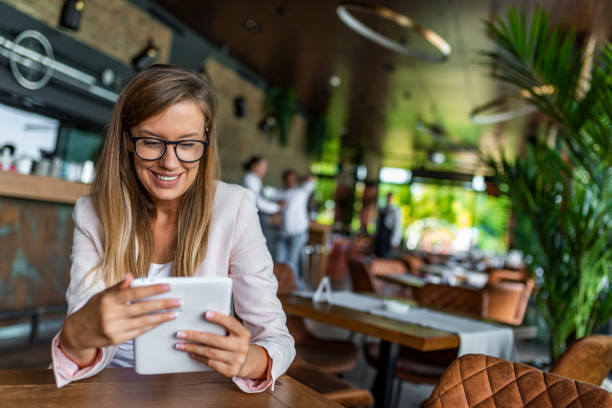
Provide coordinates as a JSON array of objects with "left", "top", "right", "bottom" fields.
[
  {"left": 162, "top": 284, "right": 171, "bottom": 291},
  {"left": 175, "top": 343, "right": 186, "bottom": 350},
  {"left": 168, "top": 312, "right": 178, "bottom": 319},
  {"left": 176, "top": 330, "right": 187, "bottom": 339},
  {"left": 172, "top": 299, "right": 182, "bottom": 307},
  {"left": 205, "top": 311, "right": 215, "bottom": 319}
]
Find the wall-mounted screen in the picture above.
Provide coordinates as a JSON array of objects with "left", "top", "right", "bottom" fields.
[{"left": 0, "top": 102, "right": 59, "bottom": 159}]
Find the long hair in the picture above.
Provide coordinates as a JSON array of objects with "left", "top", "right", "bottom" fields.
[{"left": 91, "top": 66, "right": 219, "bottom": 286}]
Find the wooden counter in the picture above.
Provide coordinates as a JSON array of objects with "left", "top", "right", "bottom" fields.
[{"left": 0, "top": 171, "right": 89, "bottom": 204}]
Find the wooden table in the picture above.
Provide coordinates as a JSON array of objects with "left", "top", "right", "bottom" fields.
[
  {"left": 280, "top": 294, "right": 460, "bottom": 408},
  {"left": 0, "top": 368, "right": 342, "bottom": 408}
]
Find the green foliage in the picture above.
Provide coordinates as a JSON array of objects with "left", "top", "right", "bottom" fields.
[
  {"left": 307, "top": 113, "right": 328, "bottom": 158},
  {"left": 264, "top": 87, "right": 297, "bottom": 146},
  {"left": 483, "top": 6, "right": 612, "bottom": 360}
]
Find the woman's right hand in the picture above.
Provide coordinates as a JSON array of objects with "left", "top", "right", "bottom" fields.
[{"left": 59, "top": 273, "right": 180, "bottom": 367}]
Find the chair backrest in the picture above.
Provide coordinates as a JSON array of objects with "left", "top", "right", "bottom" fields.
[
  {"left": 482, "top": 277, "right": 535, "bottom": 325},
  {"left": 551, "top": 335, "right": 612, "bottom": 386},
  {"left": 348, "top": 259, "right": 378, "bottom": 293},
  {"left": 487, "top": 268, "right": 529, "bottom": 283},
  {"left": 423, "top": 354, "right": 612, "bottom": 407},
  {"left": 273, "top": 263, "right": 298, "bottom": 294},
  {"left": 414, "top": 283, "right": 487, "bottom": 317},
  {"left": 369, "top": 258, "right": 408, "bottom": 276},
  {"left": 401, "top": 253, "right": 425, "bottom": 275}
]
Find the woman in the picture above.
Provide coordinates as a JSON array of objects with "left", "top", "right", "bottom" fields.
[
  {"left": 241, "top": 156, "right": 282, "bottom": 258},
  {"left": 52, "top": 66, "right": 295, "bottom": 392}
]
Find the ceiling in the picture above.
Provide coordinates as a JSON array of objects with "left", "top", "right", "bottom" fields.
[{"left": 153, "top": 0, "right": 606, "bottom": 172}]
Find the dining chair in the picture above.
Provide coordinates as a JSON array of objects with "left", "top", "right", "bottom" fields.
[
  {"left": 550, "top": 335, "right": 612, "bottom": 386},
  {"left": 423, "top": 353, "right": 612, "bottom": 407},
  {"left": 273, "top": 263, "right": 359, "bottom": 374},
  {"left": 287, "top": 356, "right": 374, "bottom": 408},
  {"left": 368, "top": 258, "right": 408, "bottom": 277},
  {"left": 482, "top": 277, "right": 535, "bottom": 325},
  {"left": 347, "top": 259, "right": 381, "bottom": 294},
  {"left": 414, "top": 283, "right": 488, "bottom": 318},
  {"left": 400, "top": 253, "right": 425, "bottom": 276}
]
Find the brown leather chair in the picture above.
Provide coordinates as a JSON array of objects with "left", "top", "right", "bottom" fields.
[
  {"left": 482, "top": 277, "right": 535, "bottom": 325},
  {"left": 400, "top": 253, "right": 425, "bottom": 276},
  {"left": 273, "top": 263, "right": 359, "bottom": 374},
  {"left": 414, "top": 283, "right": 488, "bottom": 318},
  {"left": 551, "top": 335, "right": 612, "bottom": 386},
  {"left": 369, "top": 258, "right": 408, "bottom": 277},
  {"left": 423, "top": 353, "right": 612, "bottom": 407},
  {"left": 347, "top": 259, "right": 380, "bottom": 294},
  {"left": 287, "top": 356, "right": 374, "bottom": 408}
]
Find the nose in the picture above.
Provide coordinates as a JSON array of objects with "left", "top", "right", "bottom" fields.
[{"left": 159, "top": 144, "right": 181, "bottom": 169}]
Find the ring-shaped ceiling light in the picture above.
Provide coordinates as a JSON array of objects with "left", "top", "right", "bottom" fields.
[{"left": 337, "top": 4, "right": 451, "bottom": 62}]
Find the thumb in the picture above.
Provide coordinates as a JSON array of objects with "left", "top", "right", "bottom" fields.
[{"left": 117, "top": 273, "right": 134, "bottom": 290}]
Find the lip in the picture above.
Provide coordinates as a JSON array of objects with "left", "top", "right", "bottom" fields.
[{"left": 151, "top": 170, "right": 183, "bottom": 188}]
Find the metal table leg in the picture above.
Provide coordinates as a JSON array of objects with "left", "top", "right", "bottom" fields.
[{"left": 372, "top": 340, "right": 400, "bottom": 408}]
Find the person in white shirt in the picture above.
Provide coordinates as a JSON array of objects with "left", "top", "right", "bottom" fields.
[
  {"left": 241, "top": 156, "right": 283, "bottom": 257},
  {"left": 374, "top": 192, "right": 402, "bottom": 258},
  {"left": 275, "top": 170, "right": 315, "bottom": 288}
]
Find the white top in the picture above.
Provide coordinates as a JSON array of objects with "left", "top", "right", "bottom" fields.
[
  {"left": 276, "top": 180, "right": 315, "bottom": 236},
  {"left": 109, "top": 262, "right": 172, "bottom": 368},
  {"left": 241, "top": 172, "right": 280, "bottom": 214}
]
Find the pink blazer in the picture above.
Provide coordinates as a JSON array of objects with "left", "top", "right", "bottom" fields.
[{"left": 51, "top": 181, "right": 295, "bottom": 392}]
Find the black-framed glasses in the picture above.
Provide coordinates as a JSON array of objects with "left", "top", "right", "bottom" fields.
[{"left": 127, "top": 130, "right": 209, "bottom": 163}]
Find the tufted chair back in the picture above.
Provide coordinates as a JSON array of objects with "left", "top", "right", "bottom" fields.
[
  {"left": 414, "top": 283, "right": 488, "bottom": 318},
  {"left": 369, "top": 258, "right": 408, "bottom": 276},
  {"left": 423, "top": 354, "right": 612, "bottom": 407},
  {"left": 551, "top": 335, "right": 612, "bottom": 386}
]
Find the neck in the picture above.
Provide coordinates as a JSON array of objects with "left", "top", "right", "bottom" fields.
[{"left": 153, "top": 198, "right": 180, "bottom": 222}]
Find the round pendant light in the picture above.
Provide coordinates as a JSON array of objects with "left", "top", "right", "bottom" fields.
[{"left": 337, "top": 4, "right": 451, "bottom": 62}]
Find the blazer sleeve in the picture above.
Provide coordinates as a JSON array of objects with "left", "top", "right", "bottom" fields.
[
  {"left": 51, "top": 196, "right": 119, "bottom": 388},
  {"left": 228, "top": 189, "right": 296, "bottom": 392}
]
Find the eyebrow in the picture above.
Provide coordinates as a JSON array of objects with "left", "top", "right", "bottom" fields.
[{"left": 139, "top": 129, "right": 204, "bottom": 140}]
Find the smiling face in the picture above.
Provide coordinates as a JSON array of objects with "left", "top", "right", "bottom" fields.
[{"left": 129, "top": 100, "right": 206, "bottom": 208}]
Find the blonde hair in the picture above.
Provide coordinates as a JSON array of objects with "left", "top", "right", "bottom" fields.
[{"left": 91, "top": 66, "right": 219, "bottom": 286}]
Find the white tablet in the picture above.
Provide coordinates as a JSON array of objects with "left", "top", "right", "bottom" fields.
[{"left": 131, "top": 276, "right": 232, "bottom": 375}]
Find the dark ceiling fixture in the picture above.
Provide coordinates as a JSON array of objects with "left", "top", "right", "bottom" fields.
[
  {"left": 336, "top": 3, "right": 451, "bottom": 62},
  {"left": 59, "top": 0, "right": 84, "bottom": 31},
  {"left": 132, "top": 41, "right": 159, "bottom": 71},
  {"left": 244, "top": 18, "right": 262, "bottom": 33}
]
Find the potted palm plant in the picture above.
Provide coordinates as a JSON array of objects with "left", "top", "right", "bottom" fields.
[{"left": 481, "top": 7, "right": 612, "bottom": 360}]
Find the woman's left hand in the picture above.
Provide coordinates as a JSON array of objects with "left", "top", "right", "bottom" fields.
[{"left": 175, "top": 311, "right": 269, "bottom": 379}]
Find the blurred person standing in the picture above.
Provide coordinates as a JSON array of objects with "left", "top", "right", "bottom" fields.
[
  {"left": 374, "top": 192, "right": 402, "bottom": 258},
  {"left": 241, "top": 156, "right": 282, "bottom": 257},
  {"left": 276, "top": 170, "right": 315, "bottom": 288}
]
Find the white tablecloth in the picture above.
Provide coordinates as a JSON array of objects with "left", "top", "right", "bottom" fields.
[{"left": 305, "top": 291, "right": 516, "bottom": 360}]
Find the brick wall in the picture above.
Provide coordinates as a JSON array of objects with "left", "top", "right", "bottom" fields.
[{"left": 206, "top": 58, "right": 310, "bottom": 186}]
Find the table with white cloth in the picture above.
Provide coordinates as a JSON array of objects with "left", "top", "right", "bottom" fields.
[{"left": 281, "top": 291, "right": 516, "bottom": 408}]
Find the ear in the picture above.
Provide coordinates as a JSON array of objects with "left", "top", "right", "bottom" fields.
[{"left": 125, "top": 129, "right": 134, "bottom": 153}]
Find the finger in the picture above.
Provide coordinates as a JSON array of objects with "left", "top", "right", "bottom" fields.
[
  {"left": 204, "top": 311, "right": 249, "bottom": 337},
  {"left": 175, "top": 343, "right": 238, "bottom": 365},
  {"left": 116, "top": 322, "right": 165, "bottom": 344},
  {"left": 118, "top": 283, "right": 171, "bottom": 303},
  {"left": 127, "top": 298, "right": 182, "bottom": 317},
  {"left": 177, "top": 331, "right": 241, "bottom": 351},
  {"left": 188, "top": 353, "right": 232, "bottom": 376},
  {"left": 117, "top": 273, "right": 134, "bottom": 290},
  {"left": 121, "top": 311, "right": 177, "bottom": 332}
]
